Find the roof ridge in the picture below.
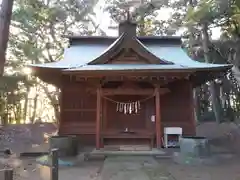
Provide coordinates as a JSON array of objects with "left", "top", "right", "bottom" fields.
[
  {"left": 134, "top": 37, "right": 174, "bottom": 65},
  {"left": 87, "top": 33, "right": 175, "bottom": 65},
  {"left": 87, "top": 33, "right": 126, "bottom": 65}
]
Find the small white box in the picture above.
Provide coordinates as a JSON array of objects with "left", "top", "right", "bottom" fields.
[
  {"left": 164, "top": 127, "right": 182, "bottom": 135},
  {"left": 164, "top": 127, "right": 182, "bottom": 148}
]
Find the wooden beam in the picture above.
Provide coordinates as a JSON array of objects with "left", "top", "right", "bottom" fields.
[
  {"left": 102, "top": 88, "right": 154, "bottom": 95},
  {"left": 96, "top": 87, "right": 102, "bottom": 149},
  {"left": 74, "top": 74, "right": 191, "bottom": 81},
  {"left": 64, "top": 70, "right": 195, "bottom": 76},
  {"left": 102, "top": 88, "right": 170, "bottom": 95},
  {"left": 155, "top": 86, "right": 162, "bottom": 149}
]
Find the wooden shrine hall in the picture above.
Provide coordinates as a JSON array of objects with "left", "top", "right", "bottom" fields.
[{"left": 30, "top": 19, "right": 231, "bottom": 149}]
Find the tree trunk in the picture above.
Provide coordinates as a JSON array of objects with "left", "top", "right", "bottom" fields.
[
  {"left": 202, "top": 22, "right": 222, "bottom": 123},
  {"left": 0, "top": 0, "right": 14, "bottom": 75},
  {"left": 23, "top": 86, "right": 30, "bottom": 123},
  {"left": 53, "top": 103, "right": 60, "bottom": 124},
  {"left": 138, "top": 0, "right": 145, "bottom": 36},
  {"left": 193, "top": 87, "right": 201, "bottom": 123},
  {"left": 30, "top": 86, "right": 38, "bottom": 123},
  {"left": 209, "top": 81, "right": 223, "bottom": 123},
  {"left": 201, "top": 84, "right": 209, "bottom": 112},
  {"left": 14, "top": 103, "right": 21, "bottom": 124},
  {"left": 40, "top": 84, "right": 60, "bottom": 124},
  {"left": 232, "top": 66, "right": 240, "bottom": 85},
  {"left": 188, "top": 0, "right": 202, "bottom": 123}
]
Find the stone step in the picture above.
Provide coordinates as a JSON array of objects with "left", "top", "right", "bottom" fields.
[
  {"left": 104, "top": 145, "right": 151, "bottom": 151},
  {"left": 90, "top": 148, "right": 167, "bottom": 157}
]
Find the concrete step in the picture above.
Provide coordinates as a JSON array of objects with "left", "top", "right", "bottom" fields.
[{"left": 90, "top": 148, "right": 167, "bottom": 157}]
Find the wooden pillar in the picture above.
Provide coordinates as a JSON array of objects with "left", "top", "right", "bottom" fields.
[
  {"left": 4, "top": 169, "right": 13, "bottom": 180},
  {"left": 96, "top": 87, "right": 102, "bottom": 149},
  {"left": 51, "top": 149, "right": 58, "bottom": 180},
  {"left": 155, "top": 86, "right": 162, "bottom": 149}
]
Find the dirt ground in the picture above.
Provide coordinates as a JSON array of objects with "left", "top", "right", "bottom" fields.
[
  {"left": 13, "top": 158, "right": 103, "bottom": 180},
  {"left": 0, "top": 123, "right": 56, "bottom": 154},
  {"left": 1, "top": 122, "right": 240, "bottom": 180},
  {"left": 158, "top": 158, "right": 240, "bottom": 180},
  {"left": 4, "top": 155, "right": 240, "bottom": 180}
]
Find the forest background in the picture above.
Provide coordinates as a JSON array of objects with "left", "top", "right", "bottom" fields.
[{"left": 0, "top": 0, "right": 239, "bottom": 126}]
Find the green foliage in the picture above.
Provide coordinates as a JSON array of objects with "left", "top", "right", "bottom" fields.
[
  {"left": 105, "top": 0, "right": 182, "bottom": 36},
  {"left": 2, "top": 0, "right": 239, "bottom": 124},
  {"left": 3, "top": 0, "right": 100, "bottom": 124},
  {"left": 185, "top": 0, "right": 232, "bottom": 25},
  {"left": 0, "top": 75, "right": 27, "bottom": 124},
  {"left": 183, "top": 0, "right": 240, "bottom": 122}
]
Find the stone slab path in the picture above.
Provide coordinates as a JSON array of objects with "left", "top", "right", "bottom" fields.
[{"left": 98, "top": 156, "right": 175, "bottom": 180}]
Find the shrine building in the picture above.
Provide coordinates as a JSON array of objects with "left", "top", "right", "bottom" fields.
[{"left": 30, "top": 20, "right": 231, "bottom": 149}]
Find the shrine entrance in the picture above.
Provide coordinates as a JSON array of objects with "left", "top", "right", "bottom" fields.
[
  {"left": 95, "top": 80, "right": 165, "bottom": 150},
  {"left": 104, "top": 95, "right": 147, "bottom": 129},
  {"left": 101, "top": 95, "right": 154, "bottom": 147}
]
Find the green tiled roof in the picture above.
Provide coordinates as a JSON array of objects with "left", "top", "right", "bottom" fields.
[{"left": 30, "top": 36, "right": 231, "bottom": 71}]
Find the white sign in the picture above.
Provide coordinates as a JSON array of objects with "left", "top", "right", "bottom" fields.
[{"left": 151, "top": 115, "right": 155, "bottom": 122}]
